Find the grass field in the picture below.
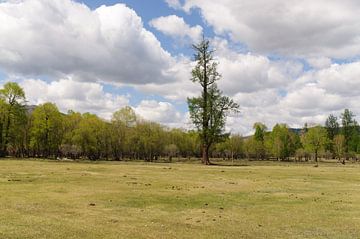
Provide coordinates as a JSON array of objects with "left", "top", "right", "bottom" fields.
[{"left": 0, "top": 159, "right": 360, "bottom": 239}]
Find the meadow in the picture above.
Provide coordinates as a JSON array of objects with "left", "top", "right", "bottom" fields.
[{"left": 0, "top": 159, "right": 360, "bottom": 238}]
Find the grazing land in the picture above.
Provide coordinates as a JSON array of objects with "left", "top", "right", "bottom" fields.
[{"left": 1, "top": 159, "right": 360, "bottom": 239}]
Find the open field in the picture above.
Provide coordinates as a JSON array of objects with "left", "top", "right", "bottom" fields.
[{"left": 0, "top": 159, "right": 360, "bottom": 238}]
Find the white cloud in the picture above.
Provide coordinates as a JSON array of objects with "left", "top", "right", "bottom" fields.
[
  {"left": 211, "top": 38, "right": 303, "bottom": 95},
  {"left": 135, "top": 56, "right": 200, "bottom": 101},
  {"left": 19, "top": 78, "right": 129, "bottom": 119},
  {"left": 307, "top": 57, "right": 332, "bottom": 70},
  {"left": 0, "top": 0, "right": 175, "bottom": 84},
  {"left": 150, "top": 15, "right": 203, "bottom": 43},
  {"left": 165, "top": 0, "right": 182, "bottom": 10},
  {"left": 178, "top": 0, "right": 360, "bottom": 58},
  {"left": 1, "top": 0, "right": 360, "bottom": 135},
  {"left": 134, "top": 100, "right": 186, "bottom": 128}
]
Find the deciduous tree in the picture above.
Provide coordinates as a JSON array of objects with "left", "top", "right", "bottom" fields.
[
  {"left": 188, "top": 38, "right": 239, "bottom": 165},
  {"left": 302, "top": 126, "right": 329, "bottom": 163}
]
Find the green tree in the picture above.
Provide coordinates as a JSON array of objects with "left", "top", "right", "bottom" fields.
[
  {"left": 302, "top": 126, "right": 329, "bottom": 163},
  {"left": 163, "top": 144, "right": 179, "bottom": 162},
  {"left": 73, "top": 113, "right": 107, "bottom": 160},
  {"left": 253, "top": 122, "right": 267, "bottom": 159},
  {"left": 0, "top": 82, "right": 26, "bottom": 155},
  {"left": 333, "top": 134, "right": 345, "bottom": 163},
  {"left": 226, "top": 134, "right": 244, "bottom": 160},
  {"left": 325, "top": 114, "right": 339, "bottom": 156},
  {"left": 111, "top": 107, "right": 137, "bottom": 160},
  {"left": 325, "top": 114, "right": 339, "bottom": 140},
  {"left": 134, "top": 120, "right": 165, "bottom": 161},
  {"left": 61, "top": 110, "right": 83, "bottom": 158},
  {"left": 266, "top": 124, "right": 299, "bottom": 160},
  {"left": 112, "top": 106, "right": 137, "bottom": 127},
  {"left": 187, "top": 38, "right": 239, "bottom": 165},
  {"left": 341, "top": 109, "right": 358, "bottom": 155},
  {"left": 30, "top": 103, "right": 63, "bottom": 158}
]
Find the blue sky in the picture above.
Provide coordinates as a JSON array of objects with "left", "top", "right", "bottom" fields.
[{"left": 0, "top": 0, "right": 359, "bottom": 134}]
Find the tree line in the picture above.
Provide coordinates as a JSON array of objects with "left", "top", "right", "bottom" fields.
[
  {"left": 0, "top": 81, "right": 358, "bottom": 163},
  {"left": 217, "top": 110, "right": 360, "bottom": 163},
  {"left": 0, "top": 82, "right": 200, "bottom": 160}
]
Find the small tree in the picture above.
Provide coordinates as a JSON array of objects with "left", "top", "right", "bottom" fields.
[
  {"left": 30, "top": 103, "right": 63, "bottom": 158},
  {"left": 325, "top": 114, "right": 339, "bottom": 156},
  {"left": 253, "top": 122, "right": 267, "bottom": 159},
  {"left": 266, "top": 124, "right": 299, "bottom": 160},
  {"left": 341, "top": 109, "right": 358, "bottom": 154},
  {"left": 333, "top": 134, "right": 345, "bottom": 164},
  {"left": 302, "top": 126, "right": 329, "bottom": 164},
  {"left": 163, "top": 144, "right": 179, "bottom": 162},
  {"left": 0, "top": 82, "right": 26, "bottom": 155},
  {"left": 188, "top": 38, "right": 239, "bottom": 165}
]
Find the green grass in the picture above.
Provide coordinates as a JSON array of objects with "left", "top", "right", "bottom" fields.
[{"left": 1, "top": 159, "right": 360, "bottom": 238}]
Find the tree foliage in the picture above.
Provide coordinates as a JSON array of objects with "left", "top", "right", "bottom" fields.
[
  {"left": 187, "top": 38, "right": 239, "bottom": 165},
  {"left": 265, "top": 124, "right": 300, "bottom": 160},
  {"left": 302, "top": 126, "right": 329, "bottom": 163},
  {"left": 0, "top": 82, "right": 358, "bottom": 164}
]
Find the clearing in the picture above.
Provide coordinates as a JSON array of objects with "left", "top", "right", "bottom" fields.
[{"left": 0, "top": 159, "right": 359, "bottom": 238}]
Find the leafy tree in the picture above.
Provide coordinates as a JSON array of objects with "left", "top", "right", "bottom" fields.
[
  {"left": 333, "top": 135, "right": 345, "bottom": 162},
  {"left": 325, "top": 114, "right": 339, "bottom": 140},
  {"left": 0, "top": 82, "right": 26, "bottom": 155},
  {"left": 266, "top": 124, "right": 299, "bottom": 160},
  {"left": 302, "top": 126, "right": 329, "bottom": 163},
  {"left": 216, "top": 134, "right": 244, "bottom": 160},
  {"left": 187, "top": 38, "right": 239, "bottom": 165},
  {"left": 0, "top": 99, "right": 6, "bottom": 150},
  {"left": 163, "top": 144, "right": 179, "bottom": 162},
  {"left": 73, "top": 113, "right": 110, "bottom": 160},
  {"left": 325, "top": 114, "right": 339, "bottom": 155},
  {"left": 112, "top": 106, "right": 137, "bottom": 127},
  {"left": 7, "top": 104, "right": 29, "bottom": 157},
  {"left": 226, "top": 134, "right": 244, "bottom": 160},
  {"left": 135, "top": 121, "right": 165, "bottom": 161},
  {"left": 341, "top": 109, "right": 358, "bottom": 154},
  {"left": 111, "top": 107, "right": 137, "bottom": 160},
  {"left": 30, "top": 103, "right": 63, "bottom": 158},
  {"left": 61, "top": 110, "right": 83, "bottom": 158},
  {"left": 253, "top": 122, "right": 267, "bottom": 159}
]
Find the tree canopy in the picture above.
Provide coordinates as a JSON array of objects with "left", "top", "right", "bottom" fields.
[{"left": 187, "top": 38, "right": 239, "bottom": 165}]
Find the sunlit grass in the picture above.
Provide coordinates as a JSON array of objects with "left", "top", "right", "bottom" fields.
[{"left": 1, "top": 159, "right": 360, "bottom": 238}]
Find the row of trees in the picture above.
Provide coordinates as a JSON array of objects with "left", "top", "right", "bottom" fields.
[
  {"left": 0, "top": 81, "right": 359, "bottom": 162},
  {"left": 0, "top": 83, "right": 200, "bottom": 160},
  {"left": 1, "top": 38, "right": 358, "bottom": 164},
  {"left": 216, "top": 110, "right": 360, "bottom": 163}
]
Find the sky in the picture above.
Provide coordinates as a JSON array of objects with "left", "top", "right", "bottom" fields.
[{"left": 0, "top": 0, "right": 360, "bottom": 135}]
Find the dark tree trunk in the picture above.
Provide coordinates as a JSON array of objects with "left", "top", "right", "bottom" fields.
[{"left": 202, "top": 144, "right": 211, "bottom": 165}]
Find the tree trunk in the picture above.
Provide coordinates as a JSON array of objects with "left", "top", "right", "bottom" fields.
[{"left": 202, "top": 144, "right": 211, "bottom": 165}]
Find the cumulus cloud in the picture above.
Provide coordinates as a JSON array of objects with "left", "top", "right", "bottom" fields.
[
  {"left": 19, "top": 78, "right": 129, "bottom": 119},
  {"left": 177, "top": 0, "right": 360, "bottom": 58},
  {"left": 1, "top": 0, "right": 360, "bottom": 135},
  {"left": 0, "top": 0, "right": 175, "bottom": 84},
  {"left": 134, "top": 100, "right": 187, "bottom": 128},
  {"left": 135, "top": 56, "right": 200, "bottom": 101},
  {"left": 209, "top": 38, "right": 303, "bottom": 95},
  {"left": 307, "top": 57, "right": 332, "bottom": 70},
  {"left": 150, "top": 15, "right": 203, "bottom": 43},
  {"left": 165, "top": 0, "right": 183, "bottom": 10},
  {"left": 234, "top": 61, "right": 360, "bottom": 134}
]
